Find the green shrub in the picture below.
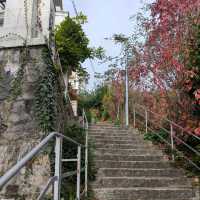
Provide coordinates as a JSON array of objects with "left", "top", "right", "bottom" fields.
[{"left": 144, "top": 129, "right": 169, "bottom": 144}]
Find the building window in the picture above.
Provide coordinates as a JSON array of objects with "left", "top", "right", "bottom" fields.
[{"left": 0, "top": 0, "right": 6, "bottom": 27}]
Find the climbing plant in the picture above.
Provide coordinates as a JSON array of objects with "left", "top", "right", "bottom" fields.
[{"left": 34, "top": 48, "right": 58, "bottom": 133}]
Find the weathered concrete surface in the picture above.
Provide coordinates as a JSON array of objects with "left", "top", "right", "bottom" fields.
[
  {"left": 90, "top": 122, "right": 199, "bottom": 200},
  {"left": 0, "top": 46, "right": 72, "bottom": 199}
]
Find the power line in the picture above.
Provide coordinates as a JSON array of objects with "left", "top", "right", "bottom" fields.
[
  {"left": 70, "top": 0, "right": 98, "bottom": 87},
  {"left": 70, "top": 0, "right": 78, "bottom": 16}
]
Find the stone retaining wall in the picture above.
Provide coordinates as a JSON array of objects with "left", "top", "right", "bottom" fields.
[{"left": 0, "top": 46, "right": 73, "bottom": 199}]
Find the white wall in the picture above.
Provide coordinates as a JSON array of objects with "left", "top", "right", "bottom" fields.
[
  {"left": 55, "top": 10, "right": 68, "bottom": 26},
  {"left": 0, "top": 0, "right": 55, "bottom": 48},
  {"left": 69, "top": 71, "right": 79, "bottom": 91},
  {"left": 71, "top": 100, "right": 78, "bottom": 116}
]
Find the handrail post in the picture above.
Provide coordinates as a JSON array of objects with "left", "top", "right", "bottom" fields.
[
  {"left": 76, "top": 146, "right": 81, "bottom": 200},
  {"left": 54, "top": 136, "right": 62, "bottom": 200},
  {"left": 133, "top": 106, "right": 136, "bottom": 128},
  {"left": 85, "top": 122, "right": 88, "bottom": 198},
  {"left": 170, "top": 123, "right": 175, "bottom": 161},
  {"left": 82, "top": 110, "right": 85, "bottom": 128},
  {"left": 145, "top": 109, "right": 148, "bottom": 134}
]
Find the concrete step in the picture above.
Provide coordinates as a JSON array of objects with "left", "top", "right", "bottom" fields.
[
  {"left": 89, "top": 133, "right": 133, "bottom": 138},
  {"left": 89, "top": 135, "right": 139, "bottom": 140},
  {"left": 89, "top": 126, "right": 129, "bottom": 129},
  {"left": 95, "top": 160, "right": 171, "bottom": 169},
  {"left": 93, "top": 177, "right": 190, "bottom": 188},
  {"left": 91, "top": 139, "right": 144, "bottom": 145},
  {"left": 91, "top": 138, "right": 136, "bottom": 141},
  {"left": 89, "top": 131, "right": 130, "bottom": 135},
  {"left": 89, "top": 126, "right": 122, "bottom": 130},
  {"left": 94, "top": 154, "right": 163, "bottom": 161},
  {"left": 89, "top": 123, "right": 197, "bottom": 200},
  {"left": 89, "top": 127, "right": 126, "bottom": 131},
  {"left": 94, "top": 198, "right": 195, "bottom": 200},
  {"left": 98, "top": 168, "right": 184, "bottom": 177},
  {"left": 93, "top": 199, "right": 194, "bottom": 200},
  {"left": 94, "top": 143, "right": 152, "bottom": 149},
  {"left": 93, "top": 187, "right": 194, "bottom": 200},
  {"left": 90, "top": 123, "right": 119, "bottom": 127},
  {"left": 94, "top": 148, "right": 162, "bottom": 155},
  {"left": 90, "top": 123, "right": 118, "bottom": 126}
]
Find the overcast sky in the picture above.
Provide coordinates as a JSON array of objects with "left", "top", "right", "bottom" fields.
[{"left": 63, "top": 0, "right": 150, "bottom": 89}]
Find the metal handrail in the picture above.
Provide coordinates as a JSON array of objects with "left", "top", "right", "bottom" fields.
[
  {"left": 135, "top": 103, "right": 200, "bottom": 141},
  {"left": 82, "top": 109, "right": 89, "bottom": 198},
  {"left": 136, "top": 109, "right": 200, "bottom": 157},
  {"left": 146, "top": 125, "right": 200, "bottom": 171},
  {"left": 132, "top": 103, "right": 200, "bottom": 172},
  {"left": 0, "top": 115, "right": 89, "bottom": 200},
  {"left": 0, "top": 132, "right": 56, "bottom": 188},
  {"left": 56, "top": 132, "right": 85, "bottom": 147},
  {"left": 62, "top": 167, "right": 85, "bottom": 179},
  {"left": 37, "top": 176, "right": 57, "bottom": 200}
]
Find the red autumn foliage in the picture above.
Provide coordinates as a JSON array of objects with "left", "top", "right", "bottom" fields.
[{"left": 127, "top": 0, "right": 200, "bottom": 135}]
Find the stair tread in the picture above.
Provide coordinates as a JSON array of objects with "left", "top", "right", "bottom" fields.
[
  {"left": 95, "top": 154, "right": 162, "bottom": 156},
  {"left": 98, "top": 168, "right": 184, "bottom": 175},
  {"left": 95, "top": 153, "right": 162, "bottom": 156},
  {"left": 94, "top": 148, "right": 159, "bottom": 151},
  {"left": 97, "top": 176, "right": 187, "bottom": 179},
  {"left": 92, "top": 139, "right": 141, "bottom": 142},
  {"left": 95, "top": 147, "right": 149, "bottom": 149},
  {"left": 95, "top": 160, "right": 169, "bottom": 163},
  {"left": 99, "top": 167, "right": 180, "bottom": 170},
  {"left": 93, "top": 187, "right": 193, "bottom": 190},
  {"left": 89, "top": 123, "right": 196, "bottom": 200}
]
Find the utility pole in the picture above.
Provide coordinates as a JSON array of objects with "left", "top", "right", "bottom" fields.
[
  {"left": 125, "top": 45, "right": 129, "bottom": 127},
  {"left": 106, "top": 34, "right": 130, "bottom": 127}
]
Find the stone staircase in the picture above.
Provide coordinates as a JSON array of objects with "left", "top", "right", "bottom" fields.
[{"left": 89, "top": 122, "right": 198, "bottom": 200}]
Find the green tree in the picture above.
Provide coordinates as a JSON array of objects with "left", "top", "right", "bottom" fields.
[
  {"left": 55, "top": 14, "right": 92, "bottom": 72},
  {"left": 55, "top": 13, "right": 105, "bottom": 81}
]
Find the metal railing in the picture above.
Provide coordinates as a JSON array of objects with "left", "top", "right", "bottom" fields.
[
  {"left": 132, "top": 103, "right": 200, "bottom": 172},
  {"left": 82, "top": 109, "right": 89, "bottom": 198},
  {"left": 0, "top": 110, "right": 89, "bottom": 200}
]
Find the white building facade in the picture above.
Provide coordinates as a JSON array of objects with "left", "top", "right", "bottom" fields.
[
  {"left": 0, "top": 0, "right": 57, "bottom": 48},
  {"left": 0, "top": 0, "right": 80, "bottom": 116},
  {"left": 54, "top": 0, "right": 68, "bottom": 26}
]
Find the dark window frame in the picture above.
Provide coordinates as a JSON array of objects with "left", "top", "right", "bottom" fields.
[{"left": 0, "top": 0, "right": 6, "bottom": 27}]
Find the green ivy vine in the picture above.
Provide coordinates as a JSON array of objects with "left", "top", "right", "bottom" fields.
[{"left": 34, "top": 48, "right": 58, "bottom": 133}]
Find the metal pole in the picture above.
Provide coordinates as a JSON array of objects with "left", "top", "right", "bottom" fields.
[
  {"left": 0, "top": 132, "right": 56, "bottom": 189},
  {"left": 54, "top": 136, "right": 62, "bottom": 200},
  {"left": 76, "top": 146, "right": 81, "bottom": 200},
  {"left": 125, "top": 51, "right": 129, "bottom": 127},
  {"left": 170, "top": 123, "right": 175, "bottom": 161},
  {"left": 133, "top": 106, "right": 136, "bottom": 128},
  {"left": 85, "top": 124, "right": 88, "bottom": 198},
  {"left": 145, "top": 110, "right": 148, "bottom": 134},
  {"left": 82, "top": 110, "right": 85, "bottom": 128}
]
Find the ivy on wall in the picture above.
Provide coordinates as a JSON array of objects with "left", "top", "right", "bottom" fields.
[
  {"left": 5, "top": 46, "right": 60, "bottom": 134},
  {"left": 34, "top": 48, "right": 58, "bottom": 133}
]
